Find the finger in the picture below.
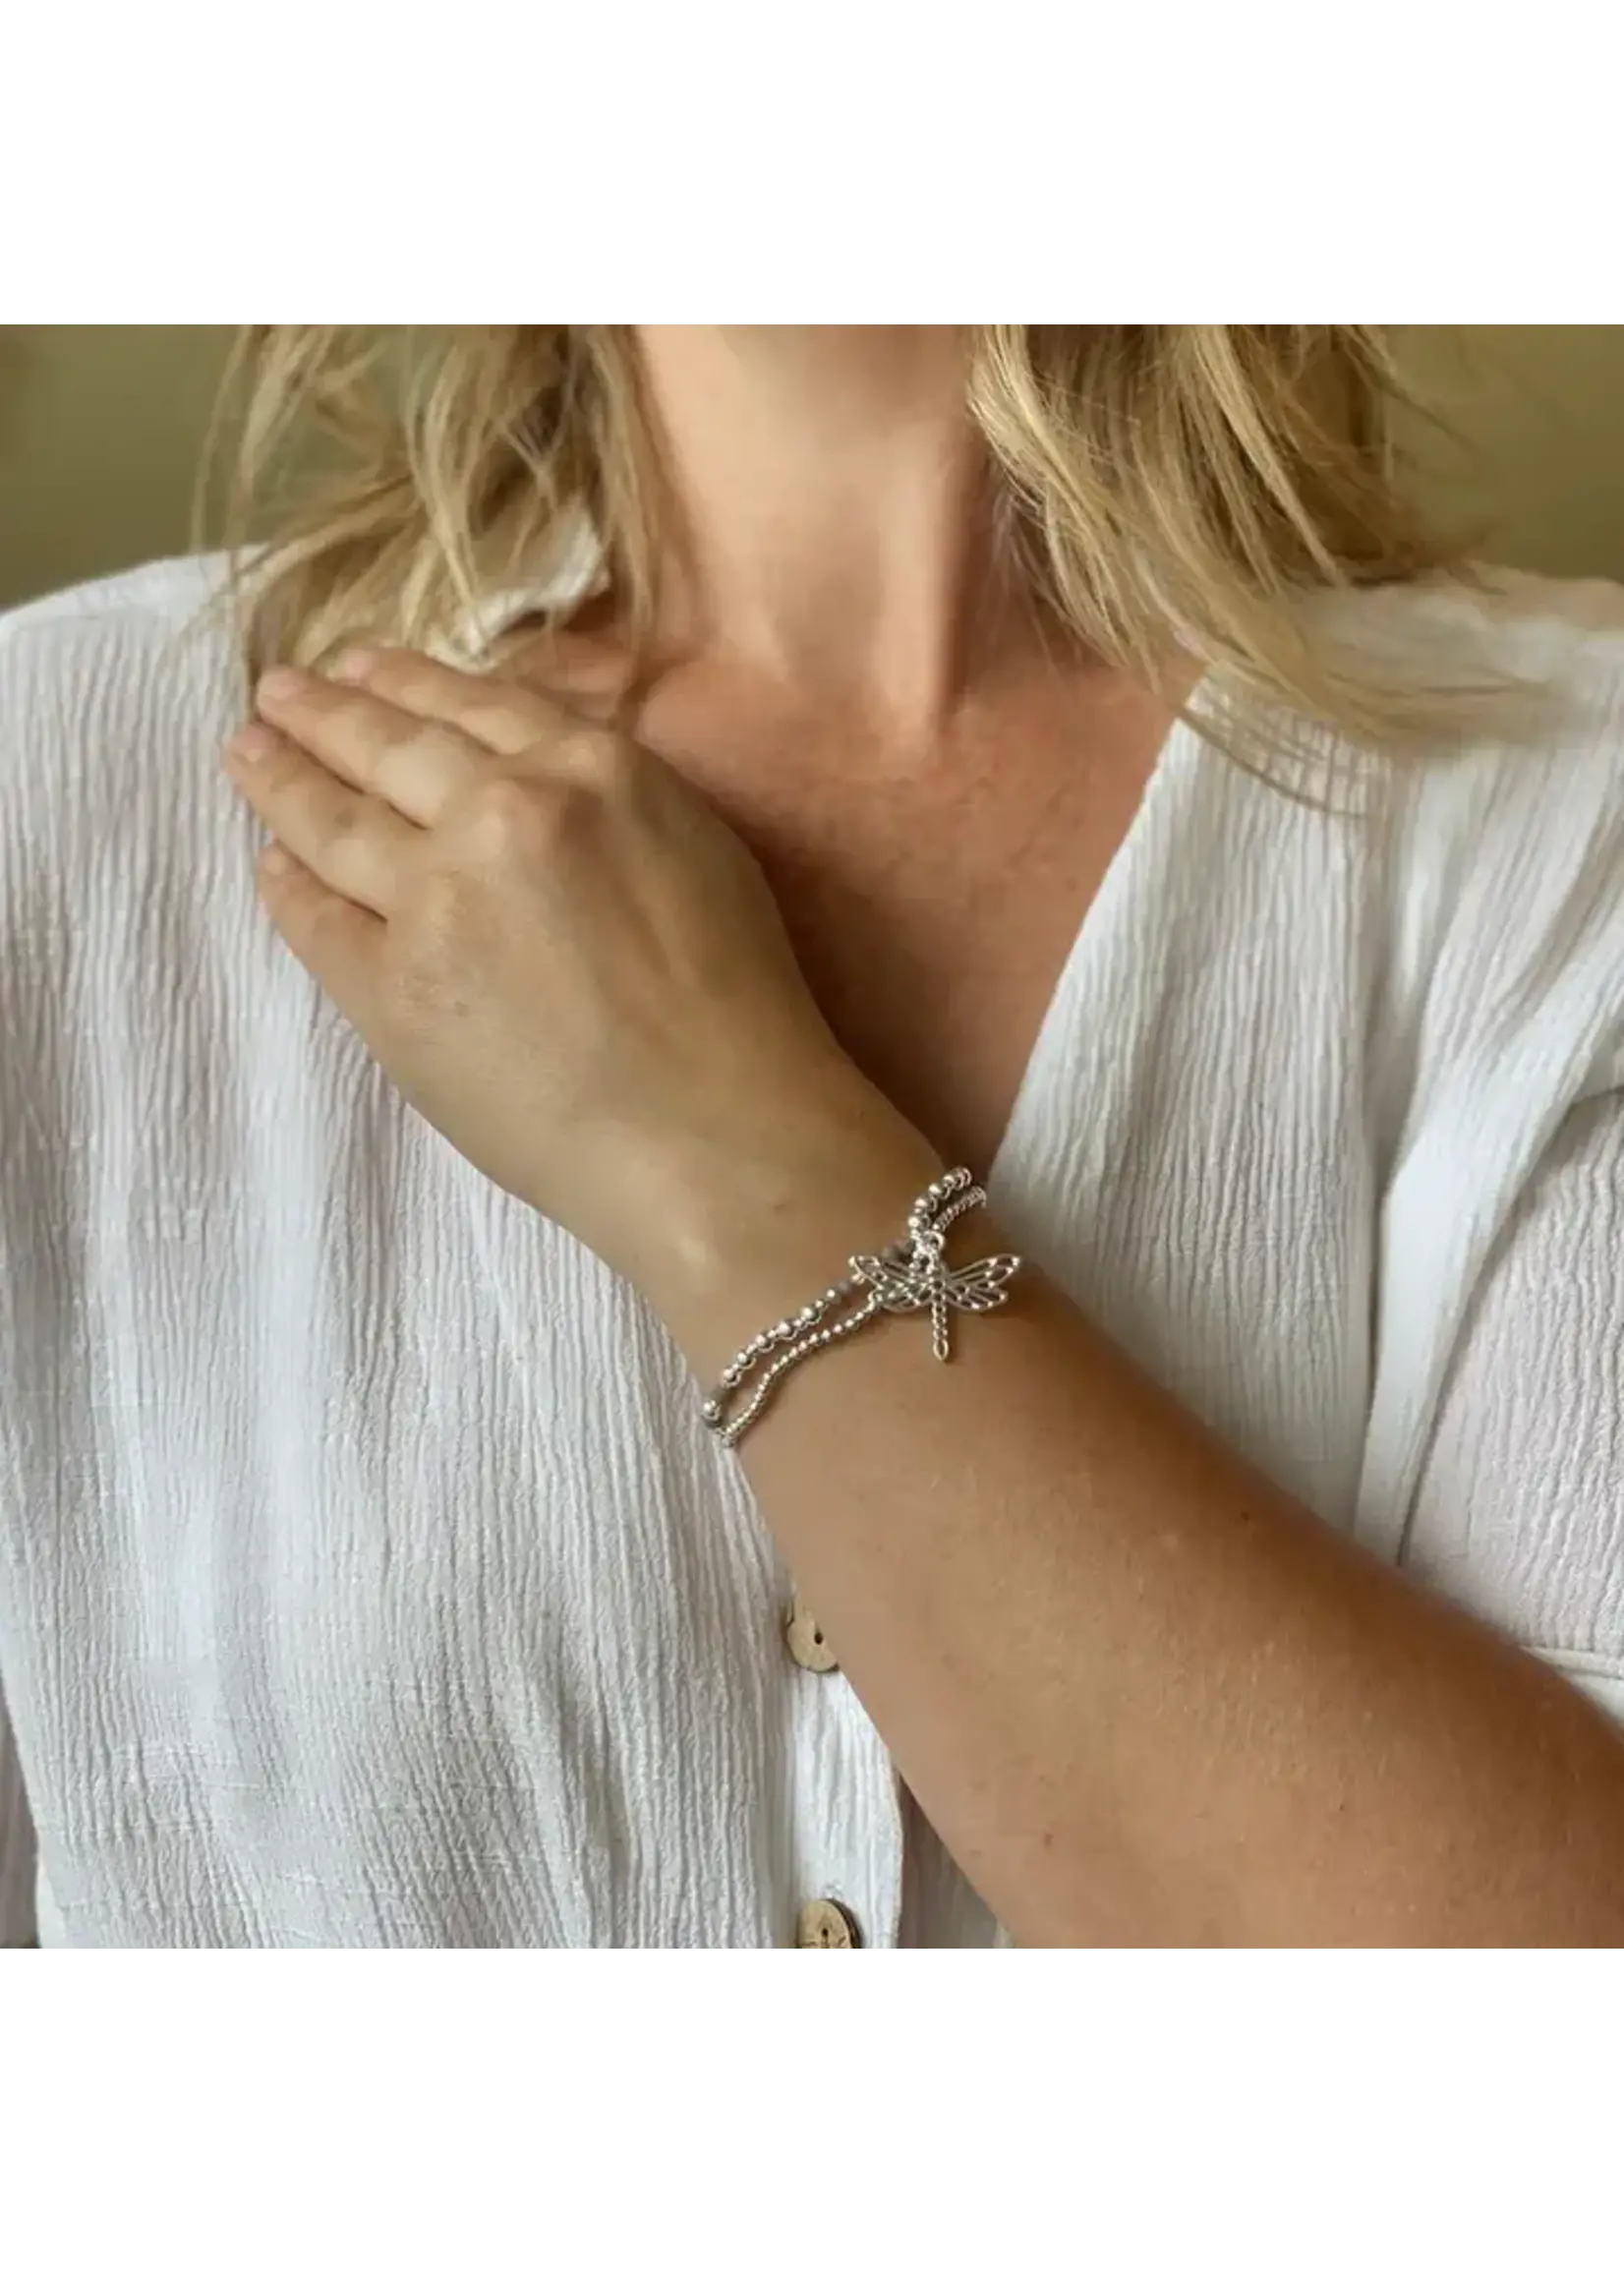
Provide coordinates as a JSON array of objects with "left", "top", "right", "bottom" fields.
[
  {"left": 224, "top": 725, "right": 421, "bottom": 916},
  {"left": 255, "top": 842, "right": 387, "bottom": 1034},
  {"left": 254, "top": 665, "right": 487, "bottom": 829},
  {"left": 333, "top": 646, "right": 627, "bottom": 785},
  {"left": 328, "top": 645, "right": 579, "bottom": 757}
]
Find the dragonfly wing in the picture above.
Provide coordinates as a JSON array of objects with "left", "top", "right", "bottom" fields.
[
  {"left": 943, "top": 1254, "right": 1022, "bottom": 1311},
  {"left": 850, "top": 1254, "right": 925, "bottom": 1312}
]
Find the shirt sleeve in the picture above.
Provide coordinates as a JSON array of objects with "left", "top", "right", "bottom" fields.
[{"left": 1401, "top": 1081, "right": 1624, "bottom": 1726}]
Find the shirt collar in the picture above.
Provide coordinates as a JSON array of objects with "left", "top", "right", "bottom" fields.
[{"left": 439, "top": 504, "right": 608, "bottom": 665}]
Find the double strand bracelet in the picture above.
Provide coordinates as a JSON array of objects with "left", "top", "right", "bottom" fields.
[{"left": 699, "top": 1167, "right": 1024, "bottom": 1449}]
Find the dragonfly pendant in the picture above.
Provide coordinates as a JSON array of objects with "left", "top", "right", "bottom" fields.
[{"left": 849, "top": 1246, "right": 1023, "bottom": 1362}]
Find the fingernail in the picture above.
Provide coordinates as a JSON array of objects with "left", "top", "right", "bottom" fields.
[
  {"left": 330, "top": 647, "right": 377, "bottom": 683},
  {"left": 226, "top": 725, "right": 277, "bottom": 767},
  {"left": 257, "top": 667, "right": 306, "bottom": 701}
]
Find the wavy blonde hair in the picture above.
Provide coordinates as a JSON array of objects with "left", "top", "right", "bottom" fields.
[{"left": 196, "top": 325, "right": 1514, "bottom": 779}]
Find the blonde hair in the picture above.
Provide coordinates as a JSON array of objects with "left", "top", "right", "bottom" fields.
[{"left": 196, "top": 325, "right": 1514, "bottom": 779}]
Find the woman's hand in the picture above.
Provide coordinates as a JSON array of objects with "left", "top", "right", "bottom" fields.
[{"left": 223, "top": 647, "right": 933, "bottom": 1305}]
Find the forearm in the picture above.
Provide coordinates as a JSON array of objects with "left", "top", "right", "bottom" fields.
[{"left": 642, "top": 1106, "right": 1624, "bottom": 1948}]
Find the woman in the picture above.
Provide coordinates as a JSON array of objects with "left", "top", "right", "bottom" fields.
[{"left": 2, "top": 323, "right": 1623, "bottom": 1949}]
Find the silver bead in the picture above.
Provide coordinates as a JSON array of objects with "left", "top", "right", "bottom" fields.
[{"left": 699, "top": 1170, "right": 1015, "bottom": 1448}]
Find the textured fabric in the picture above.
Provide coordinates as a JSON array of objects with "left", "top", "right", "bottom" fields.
[{"left": 2, "top": 551, "right": 1624, "bottom": 1948}]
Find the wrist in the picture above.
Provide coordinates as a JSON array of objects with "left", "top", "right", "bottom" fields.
[{"left": 625, "top": 1073, "right": 948, "bottom": 1379}]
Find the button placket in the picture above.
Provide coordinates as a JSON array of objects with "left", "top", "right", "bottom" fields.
[{"left": 779, "top": 1580, "right": 902, "bottom": 1948}]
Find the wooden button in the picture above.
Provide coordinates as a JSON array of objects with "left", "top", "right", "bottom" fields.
[
  {"left": 795, "top": 1897, "right": 861, "bottom": 1949},
  {"left": 783, "top": 1594, "right": 840, "bottom": 1673}
]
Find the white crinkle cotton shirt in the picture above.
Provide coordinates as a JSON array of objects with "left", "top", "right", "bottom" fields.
[{"left": 2, "top": 551, "right": 1624, "bottom": 1949}]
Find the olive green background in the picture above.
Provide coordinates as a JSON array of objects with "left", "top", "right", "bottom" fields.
[{"left": 1, "top": 326, "right": 1621, "bottom": 610}]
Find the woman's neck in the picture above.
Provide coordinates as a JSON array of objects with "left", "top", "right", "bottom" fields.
[{"left": 628, "top": 325, "right": 1035, "bottom": 735}]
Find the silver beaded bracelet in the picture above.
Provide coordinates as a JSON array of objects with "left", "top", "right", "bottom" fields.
[{"left": 699, "top": 1167, "right": 1024, "bottom": 1449}]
